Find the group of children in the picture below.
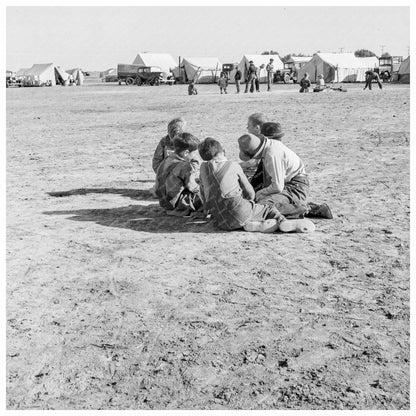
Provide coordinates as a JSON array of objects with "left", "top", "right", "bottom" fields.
[{"left": 151, "top": 115, "right": 333, "bottom": 234}]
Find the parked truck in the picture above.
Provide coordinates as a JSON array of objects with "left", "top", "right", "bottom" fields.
[
  {"left": 377, "top": 56, "right": 403, "bottom": 82},
  {"left": 117, "top": 63, "right": 173, "bottom": 86}
]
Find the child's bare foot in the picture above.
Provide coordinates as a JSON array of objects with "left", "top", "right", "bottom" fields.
[
  {"left": 243, "top": 219, "right": 279, "bottom": 233},
  {"left": 278, "top": 218, "right": 315, "bottom": 233}
]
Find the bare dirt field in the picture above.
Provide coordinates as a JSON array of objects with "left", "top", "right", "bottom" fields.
[{"left": 6, "top": 82, "right": 410, "bottom": 410}]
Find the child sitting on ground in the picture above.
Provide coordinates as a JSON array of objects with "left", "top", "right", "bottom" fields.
[
  {"left": 198, "top": 137, "right": 315, "bottom": 233},
  {"left": 313, "top": 74, "right": 327, "bottom": 92},
  {"left": 155, "top": 132, "right": 202, "bottom": 216},
  {"left": 249, "top": 121, "right": 285, "bottom": 192},
  {"left": 152, "top": 117, "right": 186, "bottom": 175},
  {"left": 188, "top": 82, "right": 198, "bottom": 95},
  {"left": 151, "top": 117, "right": 186, "bottom": 197}
]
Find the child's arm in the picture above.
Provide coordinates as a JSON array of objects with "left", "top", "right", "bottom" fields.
[
  {"left": 236, "top": 163, "right": 255, "bottom": 200},
  {"left": 152, "top": 140, "right": 165, "bottom": 173},
  {"left": 183, "top": 161, "right": 200, "bottom": 193}
]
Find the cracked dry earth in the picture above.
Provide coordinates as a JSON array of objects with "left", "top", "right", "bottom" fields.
[{"left": 6, "top": 82, "right": 410, "bottom": 409}]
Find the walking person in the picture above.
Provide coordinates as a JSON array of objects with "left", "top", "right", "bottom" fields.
[
  {"left": 266, "top": 58, "right": 274, "bottom": 91},
  {"left": 244, "top": 60, "right": 257, "bottom": 93},
  {"left": 234, "top": 63, "right": 242, "bottom": 93}
]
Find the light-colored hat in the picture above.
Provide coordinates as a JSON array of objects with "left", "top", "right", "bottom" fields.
[{"left": 238, "top": 134, "right": 262, "bottom": 161}]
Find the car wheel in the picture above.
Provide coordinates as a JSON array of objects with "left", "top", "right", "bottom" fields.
[
  {"left": 136, "top": 77, "right": 143, "bottom": 86},
  {"left": 126, "top": 77, "right": 134, "bottom": 85}
]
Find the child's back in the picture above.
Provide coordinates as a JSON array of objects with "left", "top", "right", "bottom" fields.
[{"left": 156, "top": 133, "right": 201, "bottom": 214}]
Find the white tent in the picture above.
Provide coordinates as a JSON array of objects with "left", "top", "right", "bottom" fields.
[
  {"left": 66, "top": 68, "right": 85, "bottom": 85},
  {"left": 175, "top": 57, "right": 222, "bottom": 83},
  {"left": 398, "top": 56, "right": 410, "bottom": 83},
  {"left": 133, "top": 53, "right": 176, "bottom": 74},
  {"left": 297, "top": 53, "right": 379, "bottom": 83},
  {"left": 24, "top": 63, "right": 57, "bottom": 85},
  {"left": 234, "top": 54, "right": 284, "bottom": 83}
]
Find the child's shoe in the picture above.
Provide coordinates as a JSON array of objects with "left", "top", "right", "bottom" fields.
[
  {"left": 244, "top": 219, "right": 279, "bottom": 233},
  {"left": 278, "top": 218, "right": 315, "bottom": 233}
]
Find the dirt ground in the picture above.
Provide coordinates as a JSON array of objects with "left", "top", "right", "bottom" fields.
[{"left": 6, "top": 81, "right": 410, "bottom": 410}]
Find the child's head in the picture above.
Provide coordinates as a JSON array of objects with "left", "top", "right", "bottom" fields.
[
  {"left": 173, "top": 132, "right": 200, "bottom": 160},
  {"left": 198, "top": 138, "right": 225, "bottom": 161},
  {"left": 247, "top": 113, "right": 267, "bottom": 135},
  {"left": 167, "top": 117, "right": 186, "bottom": 140},
  {"left": 260, "top": 122, "right": 284, "bottom": 141}
]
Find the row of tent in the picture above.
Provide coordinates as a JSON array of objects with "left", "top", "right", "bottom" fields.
[
  {"left": 15, "top": 63, "right": 84, "bottom": 86},
  {"left": 14, "top": 53, "right": 410, "bottom": 87},
  {"left": 132, "top": 52, "right": 410, "bottom": 84}
]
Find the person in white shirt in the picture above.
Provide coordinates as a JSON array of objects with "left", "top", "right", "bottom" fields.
[{"left": 238, "top": 133, "right": 333, "bottom": 219}]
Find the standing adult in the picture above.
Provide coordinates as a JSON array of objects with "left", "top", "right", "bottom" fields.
[
  {"left": 244, "top": 60, "right": 257, "bottom": 93},
  {"left": 234, "top": 63, "right": 242, "bottom": 93},
  {"left": 266, "top": 58, "right": 274, "bottom": 91},
  {"left": 364, "top": 69, "right": 383, "bottom": 90}
]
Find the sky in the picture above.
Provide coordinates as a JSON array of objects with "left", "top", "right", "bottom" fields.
[{"left": 5, "top": 5, "right": 411, "bottom": 72}]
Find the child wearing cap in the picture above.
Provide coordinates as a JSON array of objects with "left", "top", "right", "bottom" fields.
[
  {"left": 198, "top": 137, "right": 315, "bottom": 233},
  {"left": 249, "top": 122, "right": 285, "bottom": 192},
  {"left": 238, "top": 133, "right": 333, "bottom": 220},
  {"left": 155, "top": 133, "right": 202, "bottom": 216}
]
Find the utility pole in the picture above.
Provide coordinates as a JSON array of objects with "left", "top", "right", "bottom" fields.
[
  {"left": 339, "top": 47, "right": 344, "bottom": 53},
  {"left": 380, "top": 45, "right": 386, "bottom": 56}
]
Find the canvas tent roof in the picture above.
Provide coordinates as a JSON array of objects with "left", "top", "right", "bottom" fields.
[
  {"left": 287, "top": 56, "right": 312, "bottom": 64},
  {"left": 16, "top": 68, "right": 30, "bottom": 77},
  {"left": 297, "top": 53, "right": 379, "bottom": 83},
  {"left": 22, "top": 63, "right": 57, "bottom": 85},
  {"left": 176, "top": 57, "right": 222, "bottom": 83},
  {"left": 133, "top": 53, "right": 176, "bottom": 73},
  {"left": 398, "top": 56, "right": 410, "bottom": 83},
  {"left": 236, "top": 54, "right": 284, "bottom": 83}
]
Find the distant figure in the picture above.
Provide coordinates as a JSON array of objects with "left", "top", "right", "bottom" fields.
[
  {"left": 364, "top": 70, "right": 383, "bottom": 90},
  {"left": 218, "top": 73, "right": 228, "bottom": 94},
  {"left": 244, "top": 61, "right": 258, "bottom": 93},
  {"left": 299, "top": 73, "right": 311, "bottom": 93},
  {"left": 313, "top": 74, "right": 326, "bottom": 92},
  {"left": 234, "top": 63, "right": 242, "bottom": 93},
  {"left": 266, "top": 58, "right": 274, "bottom": 91},
  {"left": 188, "top": 82, "right": 198, "bottom": 95}
]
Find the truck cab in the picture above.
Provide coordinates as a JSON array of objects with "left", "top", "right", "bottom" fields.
[{"left": 378, "top": 56, "right": 403, "bottom": 82}]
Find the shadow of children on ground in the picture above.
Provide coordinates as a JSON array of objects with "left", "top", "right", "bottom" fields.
[
  {"left": 48, "top": 188, "right": 153, "bottom": 201},
  {"left": 44, "top": 203, "right": 219, "bottom": 234}
]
